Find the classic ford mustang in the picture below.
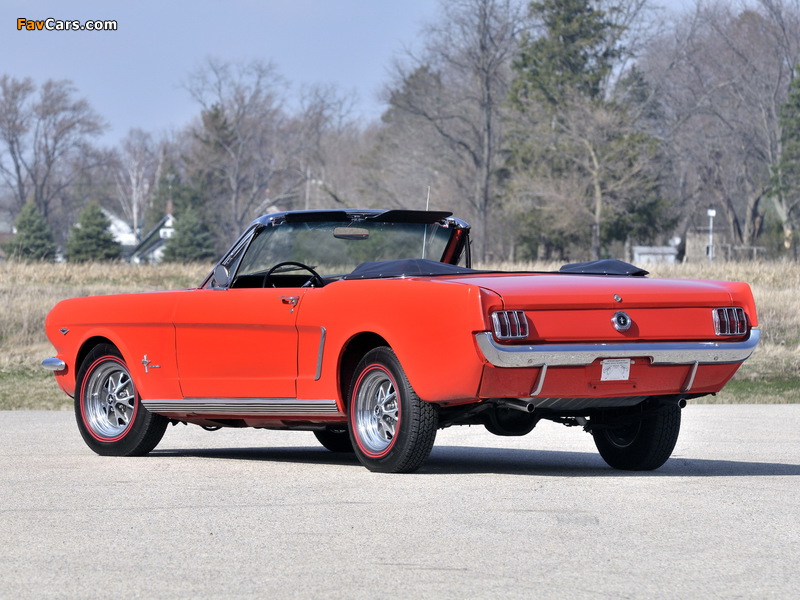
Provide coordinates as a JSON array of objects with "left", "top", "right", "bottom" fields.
[{"left": 42, "top": 209, "right": 759, "bottom": 472}]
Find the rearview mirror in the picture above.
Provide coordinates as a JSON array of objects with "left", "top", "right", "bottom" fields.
[{"left": 333, "top": 227, "right": 370, "bottom": 240}]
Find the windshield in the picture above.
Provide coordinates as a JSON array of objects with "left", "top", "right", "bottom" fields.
[{"left": 236, "top": 219, "right": 455, "bottom": 278}]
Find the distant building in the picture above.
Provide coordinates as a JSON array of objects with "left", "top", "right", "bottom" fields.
[
  {"left": 129, "top": 214, "right": 174, "bottom": 264},
  {"left": 684, "top": 230, "right": 716, "bottom": 263},
  {"left": 631, "top": 245, "right": 679, "bottom": 265},
  {"left": 101, "top": 208, "right": 137, "bottom": 248}
]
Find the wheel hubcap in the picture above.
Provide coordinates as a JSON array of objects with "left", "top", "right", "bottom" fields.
[
  {"left": 354, "top": 367, "right": 399, "bottom": 454},
  {"left": 604, "top": 422, "right": 641, "bottom": 449},
  {"left": 84, "top": 361, "right": 136, "bottom": 439}
]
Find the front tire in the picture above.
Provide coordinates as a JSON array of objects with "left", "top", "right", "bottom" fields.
[
  {"left": 75, "top": 344, "right": 167, "bottom": 456},
  {"left": 591, "top": 401, "right": 681, "bottom": 471},
  {"left": 348, "top": 347, "right": 437, "bottom": 473}
]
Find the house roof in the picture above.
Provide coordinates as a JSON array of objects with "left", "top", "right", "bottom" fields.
[{"left": 129, "top": 214, "right": 174, "bottom": 263}]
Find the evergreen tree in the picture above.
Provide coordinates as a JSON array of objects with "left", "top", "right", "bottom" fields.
[
  {"left": 66, "top": 203, "right": 122, "bottom": 262},
  {"left": 506, "top": 0, "right": 667, "bottom": 259},
  {"left": 510, "top": 0, "right": 623, "bottom": 109},
  {"left": 3, "top": 201, "right": 57, "bottom": 261},
  {"left": 162, "top": 210, "right": 216, "bottom": 263}
]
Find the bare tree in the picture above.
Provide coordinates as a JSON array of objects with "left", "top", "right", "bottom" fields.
[
  {"left": 0, "top": 76, "right": 106, "bottom": 224},
  {"left": 114, "top": 129, "right": 162, "bottom": 243},
  {"left": 384, "top": 0, "right": 525, "bottom": 261},
  {"left": 184, "top": 58, "right": 297, "bottom": 242},
  {"left": 640, "top": 0, "right": 800, "bottom": 255},
  {"left": 363, "top": 76, "right": 463, "bottom": 212},
  {"left": 285, "top": 84, "right": 360, "bottom": 209}
]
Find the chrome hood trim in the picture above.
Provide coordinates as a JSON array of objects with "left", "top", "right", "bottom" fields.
[{"left": 475, "top": 327, "right": 760, "bottom": 368}]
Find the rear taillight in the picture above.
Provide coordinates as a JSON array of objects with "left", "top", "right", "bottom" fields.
[
  {"left": 491, "top": 311, "right": 529, "bottom": 340},
  {"left": 713, "top": 307, "right": 747, "bottom": 336}
]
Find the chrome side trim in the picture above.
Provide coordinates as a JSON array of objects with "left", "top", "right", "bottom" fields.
[
  {"left": 41, "top": 357, "right": 66, "bottom": 372},
  {"left": 476, "top": 327, "right": 760, "bottom": 369},
  {"left": 315, "top": 327, "right": 326, "bottom": 381},
  {"left": 141, "top": 398, "right": 342, "bottom": 417}
]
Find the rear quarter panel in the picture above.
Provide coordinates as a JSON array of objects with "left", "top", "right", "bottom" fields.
[{"left": 296, "top": 278, "right": 496, "bottom": 406}]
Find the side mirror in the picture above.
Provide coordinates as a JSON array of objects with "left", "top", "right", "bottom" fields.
[{"left": 212, "top": 264, "right": 230, "bottom": 288}]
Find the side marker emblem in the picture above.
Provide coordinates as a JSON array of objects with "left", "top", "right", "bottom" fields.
[{"left": 142, "top": 354, "right": 161, "bottom": 373}]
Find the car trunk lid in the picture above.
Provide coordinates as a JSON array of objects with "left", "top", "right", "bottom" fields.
[{"left": 437, "top": 273, "right": 744, "bottom": 342}]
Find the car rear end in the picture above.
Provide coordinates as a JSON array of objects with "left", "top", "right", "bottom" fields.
[{"left": 468, "top": 273, "right": 758, "bottom": 410}]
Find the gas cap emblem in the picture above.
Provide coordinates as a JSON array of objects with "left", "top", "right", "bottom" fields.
[{"left": 612, "top": 311, "right": 632, "bottom": 331}]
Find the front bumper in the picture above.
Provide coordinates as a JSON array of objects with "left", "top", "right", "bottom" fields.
[
  {"left": 475, "top": 327, "right": 761, "bottom": 368},
  {"left": 41, "top": 357, "right": 67, "bottom": 372}
]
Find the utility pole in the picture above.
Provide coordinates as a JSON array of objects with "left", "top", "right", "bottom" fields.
[{"left": 707, "top": 208, "right": 716, "bottom": 263}]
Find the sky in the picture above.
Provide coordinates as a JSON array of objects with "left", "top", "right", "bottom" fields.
[
  {"left": 2, "top": 0, "right": 691, "bottom": 147},
  {"left": 2, "top": 0, "right": 443, "bottom": 145}
]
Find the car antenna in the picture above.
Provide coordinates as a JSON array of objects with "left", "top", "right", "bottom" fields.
[{"left": 422, "top": 186, "right": 431, "bottom": 259}]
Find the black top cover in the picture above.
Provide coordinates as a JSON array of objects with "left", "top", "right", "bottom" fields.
[
  {"left": 342, "top": 257, "right": 648, "bottom": 280},
  {"left": 558, "top": 259, "right": 649, "bottom": 276}
]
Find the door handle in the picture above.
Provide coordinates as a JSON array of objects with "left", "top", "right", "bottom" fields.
[{"left": 279, "top": 296, "right": 299, "bottom": 306}]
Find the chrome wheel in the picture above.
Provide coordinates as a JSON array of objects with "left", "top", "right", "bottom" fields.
[
  {"left": 83, "top": 359, "right": 136, "bottom": 439},
  {"left": 353, "top": 366, "right": 399, "bottom": 455}
]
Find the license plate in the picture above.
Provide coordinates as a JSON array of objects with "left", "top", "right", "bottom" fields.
[{"left": 601, "top": 359, "right": 631, "bottom": 381}]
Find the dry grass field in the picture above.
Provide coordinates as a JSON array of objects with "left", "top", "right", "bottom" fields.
[{"left": 1, "top": 260, "right": 797, "bottom": 410}]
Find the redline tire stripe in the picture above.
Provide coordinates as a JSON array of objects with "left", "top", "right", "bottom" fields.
[{"left": 351, "top": 363, "right": 401, "bottom": 459}]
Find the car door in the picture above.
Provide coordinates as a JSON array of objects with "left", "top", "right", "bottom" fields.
[{"left": 173, "top": 287, "right": 303, "bottom": 399}]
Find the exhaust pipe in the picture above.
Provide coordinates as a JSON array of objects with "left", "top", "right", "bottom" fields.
[{"left": 495, "top": 399, "right": 536, "bottom": 413}]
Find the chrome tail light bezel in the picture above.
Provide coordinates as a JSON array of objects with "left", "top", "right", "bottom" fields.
[
  {"left": 713, "top": 307, "right": 748, "bottom": 336},
  {"left": 491, "top": 310, "right": 529, "bottom": 341}
]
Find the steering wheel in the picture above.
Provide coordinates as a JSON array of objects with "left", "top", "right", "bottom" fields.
[{"left": 264, "top": 261, "right": 325, "bottom": 288}]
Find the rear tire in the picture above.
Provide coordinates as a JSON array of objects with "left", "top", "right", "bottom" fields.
[
  {"left": 313, "top": 426, "right": 354, "bottom": 453},
  {"left": 75, "top": 344, "right": 167, "bottom": 456},
  {"left": 592, "top": 402, "right": 681, "bottom": 471},
  {"left": 348, "top": 347, "right": 437, "bottom": 473}
]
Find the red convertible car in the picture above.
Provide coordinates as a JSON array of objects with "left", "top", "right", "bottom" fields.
[{"left": 43, "top": 209, "right": 759, "bottom": 472}]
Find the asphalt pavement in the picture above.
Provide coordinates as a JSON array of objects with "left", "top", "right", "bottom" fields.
[{"left": 1, "top": 404, "right": 798, "bottom": 599}]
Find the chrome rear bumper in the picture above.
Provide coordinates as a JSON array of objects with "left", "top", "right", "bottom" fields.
[{"left": 475, "top": 327, "right": 760, "bottom": 368}]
